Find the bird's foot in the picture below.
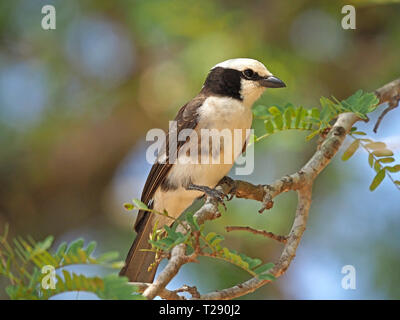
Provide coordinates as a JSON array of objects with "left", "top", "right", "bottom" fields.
[{"left": 187, "top": 184, "right": 228, "bottom": 209}]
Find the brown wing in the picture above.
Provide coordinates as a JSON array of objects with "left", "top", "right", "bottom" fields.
[{"left": 134, "top": 95, "right": 206, "bottom": 232}]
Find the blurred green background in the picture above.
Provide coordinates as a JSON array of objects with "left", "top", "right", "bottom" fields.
[{"left": 0, "top": 0, "right": 399, "bottom": 299}]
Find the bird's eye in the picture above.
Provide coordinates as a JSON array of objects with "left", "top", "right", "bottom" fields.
[{"left": 243, "top": 69, "right": 255, "bottom": 79}]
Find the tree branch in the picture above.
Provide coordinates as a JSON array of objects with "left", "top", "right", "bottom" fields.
[
  {"left": 131, "top": 282, "right": 187, "bottom": 300},
  {"left": 373, "top": 78, "right": 400, "bottom": 133},
  {"left": 137, "top": 78, "right": 400, "bottom": 300},
  {"left": 142, "top": 196, "right": 222, "bottom": 300}
]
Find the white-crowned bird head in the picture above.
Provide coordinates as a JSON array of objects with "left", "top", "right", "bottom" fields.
[{"left": 202, "top": 58, "right": 285, "bottom": 107}]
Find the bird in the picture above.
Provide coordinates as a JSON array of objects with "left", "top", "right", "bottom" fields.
[{"left": 120, "top": 58, "right": 286, "bottom": 283}]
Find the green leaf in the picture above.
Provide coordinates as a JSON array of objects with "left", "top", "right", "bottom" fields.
[
  {"left": 208, "top": 234, "right": 224, "bottom": 248},
  {"left": 342, "top": 139, "right": 360, "bottom": 161},
  {"left": 37, "top": 236, "right": 54, "bottom": 251},
  {"left": 97, "top": 251, "right": 120, "bottom": 263},
  {"left": 294, "top": 106, "right": 304, "bottom": 128},
  {"left": 234, "top": 252, "right": 261, "bottom": 269},
  {"left": 63, "top": 270, "right": 73, "bottom": 288},
  {"left": 264, "top": 120, "right": 274, "bottom": 134},
  {"left": 85, "top": 241, "right": 97, "bottom": 256},
  {"left": 352, "top": 131, "right": 367, "bottom": 136},
  {"left": 373, "top": 149, "right": 394, "bottom": 157},
  {"left": 378, "top": 157, "right": 395, "bottom": 164},
  {"left": 374, "top": 161, "right": 382, "bottom": 173},
  {"left": 222, "top": 247, "right": 230, "bottom": 258},
  {"left": 66, "top": 238, "right": 84, "bottom": 255},
  {"left": 150, "top": 238, "right": 174, "bottom": 250},
  {"left": 365, "top": 142, "right": 386, "bottom": 151},
  {"left": 55, "top": 242, "right": 68, "bottom": 257},
  {"left": 163, "top": 225, "right": 184, "bottom": 241},
  {"left": 283, "top": 108, "right": 293, "bottom": 129},
  {"left": 258, "top": 273, "right": 276, "bottom": 281},
  {"left": 319, "top": 97, "right": 337, "bottom": 121},
  {"left": 368, "top": 153, "right": 374, "bottom": 168},
  {"left": 370, "top": 169, "right": 386, "bottom": 191},
  {"left": 205, "top": 232, "right": 224, "bottom": 250},
  {"left": 185, "top": 212, "right": 200, "bottom": 231},
  {"left": 123, "top": 203, "right": 134, "bottom": 210},
  {"left": 310, "top": 107, "right": 320, "bottom": 120},
  {"left": 385, "top": 165, "right": 400, "bottom": 173},
  {"left": 99, "top": 274, "right": 145, "bottom": 300},
  {"left": 273, "top": 114, "right": 283, "bottom": 130},
  {"left": 110, "top": 261, "right": 125, "bottom": 269},
  {"left": 254, "top": 262, "right": 275, "bottom": 274},
  {"left": 132, "top": 199, "right": 149, "bottom": 210},
  {"left": 268, "top": 106, "right": 281, "bottom": 116}
]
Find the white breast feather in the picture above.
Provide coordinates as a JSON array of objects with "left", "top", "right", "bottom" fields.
[{"left": 153, "top": 96, "right": 252, "bottom": 219}]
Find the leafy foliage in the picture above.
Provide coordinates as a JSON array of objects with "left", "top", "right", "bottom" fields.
[
  {"left": 252, "top": 90, "right": 379, "bottom": 142},
  {"left": 254, "top": 89, "right": 399, "bottom": 192},
  {"left": 0, "top": 226, "right": 143, "bottom": 300},
  {"left": 342, "top": 130, "right": 400, "bottom": 191},
  {"left": 124, "top": 200, "right": 276, "bottom": 281}
]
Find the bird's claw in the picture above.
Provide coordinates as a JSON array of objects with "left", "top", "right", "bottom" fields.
[{"left": 187, "top": 183, "right": 229, "bottom": 210}]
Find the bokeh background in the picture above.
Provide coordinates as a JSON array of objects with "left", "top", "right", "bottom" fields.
[{"left": 0, "top": 0, "right": 399, "bottom": 299}]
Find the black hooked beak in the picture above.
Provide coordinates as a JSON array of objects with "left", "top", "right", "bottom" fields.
[{"left": 259, "top": 76, "right": 286, "bottom": 88}]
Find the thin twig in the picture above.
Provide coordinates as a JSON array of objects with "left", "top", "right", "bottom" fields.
[
  {"left": 225, "top": 226, "right": 288, "bottom": 244},
  {"left": 173, "top": 285, "right": 201, "bottom": 299},
  {"left": 373, "top": 78, "right": 400, "bottom": 133}
]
